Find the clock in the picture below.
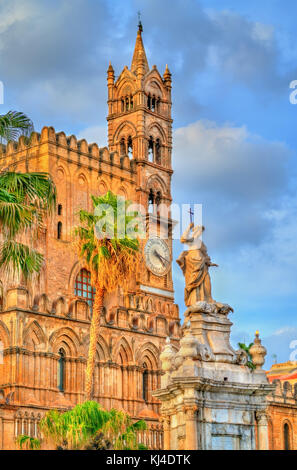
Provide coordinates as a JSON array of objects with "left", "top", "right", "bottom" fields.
[{"left": 144, "top": 237, "right": 171, "bottom": 277}]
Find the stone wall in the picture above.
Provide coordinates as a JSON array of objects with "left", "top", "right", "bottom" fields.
[{"left": 267, "top": 380, "right": 297, "bottom": 450}]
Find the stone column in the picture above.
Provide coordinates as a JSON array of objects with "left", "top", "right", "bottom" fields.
[
  {"left": 256, "top": 411, "right": 269, "bottom": 450},
  {"left": 184, "top": 405, "right": 198, "bottom": 450},
  {"left": 161, "top": 416, "right": 171, "bottom": 450}
]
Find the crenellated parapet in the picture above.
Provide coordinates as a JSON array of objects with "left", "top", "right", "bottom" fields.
[{"left": 0, "top": 126, "right": 136, "bottom": 176}]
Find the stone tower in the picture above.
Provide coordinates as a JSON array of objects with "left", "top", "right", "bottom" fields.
[
  {"left": 0, "top": 24, "right": 180, "bottom": 449},
  {"left": 106, "top": 21, "right": 175, "bottom": 299}
]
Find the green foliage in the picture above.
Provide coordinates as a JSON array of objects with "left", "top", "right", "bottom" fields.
[
  {"left": 0, "top": 171, "right": 56, "bottom": 280},
  {"left": 17, "top": 434, "right": 41, "bottom": 450},
  {"left": 39, "top": 401, "right": 147, "bottom": 450},
  {"left": 0, "top": 111, "right": 33, "bottom": 144},
  {"left": 238, "top": 342, "right": 256, "bottom": 370},
  {"left": 74, "top": 190, "right": 141, "bottom": 292},
  {"left": 0, "top": 111, "right": 56, "bottom": 280}
]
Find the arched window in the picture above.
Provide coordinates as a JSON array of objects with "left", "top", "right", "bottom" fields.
[
  {"left": 57, "top": 204, "right": 62, "bottom": 216},
  {"left": 57, "top": 348, "right": 65, "bottom": 392},
  {"left": 142, "top": 363, "right": 149, "bottom": 402},
  {"left": 156, "top": 98, "right": 160, "bottom": 113},
  {"left": 127, "top": 136, "right": 133, "bottom": 158},
  {"left": 155, "top": 138, "right": 161, "bottom": 164},
  {"left": 125, "top": 96, "right": 129, "bottom": 112},
  {"left": 152, "top": 96, "right": 156, "bottom": 112},
  {"left": 130, "top": 95, "right": 134, "bottom": 109},
  {"left": 74, "top": 269, "right": 96, "bottom": 311},
  {"left": 121, "top": 98, "right": 124, "bottom": 112},
  {"left": 120, "top": 137, "right": 126, "bottom": 156},
  {"left": 57, "top": 221, "right": 62, "bottom": 240},
  {"left": 155, "top": 191, "right": 162, "bottom": 207},
  {"left": 147, "top": 94, "right": 151, "bottom": 110},
  {"left": 284, "top": 422, "right": 291, "bottom": 450},
  {"left": 148, "top": 136, "right": 154, "bottom": 162},
  {"left": 148, "top": 189, "right": 154, "bottom": 213}
]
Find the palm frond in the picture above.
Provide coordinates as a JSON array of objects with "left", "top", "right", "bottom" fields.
[
  {"left": 0, "top": 111, "right": 33, "bottom": 144},
  {"left": 74, "top": 191, "right": 141, "bottom": 293},
  {"left": 16, "top": 434, "right": 41, "bottom": 450},
  {"left": 0, "top": 240, "right": 43, "bottom": 280}
]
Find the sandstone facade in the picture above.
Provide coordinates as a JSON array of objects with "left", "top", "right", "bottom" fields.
[{"left": 0, "top": 25, "right": 180, "bottom": 449}]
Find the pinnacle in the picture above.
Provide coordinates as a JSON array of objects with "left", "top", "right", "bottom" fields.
[{"left": 131, "top": 26, "right": 149, "bottom": 74}]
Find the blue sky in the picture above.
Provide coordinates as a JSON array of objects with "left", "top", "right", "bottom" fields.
[{"left": 0, "top": 0, "right": 296, "bottom": 368}]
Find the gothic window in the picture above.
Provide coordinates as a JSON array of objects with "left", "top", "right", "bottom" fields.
[
  {"left": 148, "top": 136, "right": 154, "bottom": 162},
  {"left": 155, "top": 191, "right": 162, "bottom": 207},
  {"left": 142, "top": 363, "right": 149, "bottom": 402},
  {"left": 130, "top": 95, "right": 134, "bottom": 109},
  {"left": 156, "top": 98, "right": 160, "bottom": 113},
  {"left": 148, "top": 189, "right": 154, "bottom": 213},
  {"left": 125, "top": 96, "right": 129, "bottom": 112},
  {"left": 120, "top": 137, "right": 126, "bottom": 155},
  {"left": 155, "top": 138, "right": 161, "bottom": 164},
  {"left": 74, "top": 268, "right": 96, "bottom": 311},
  {"left": 57, "top": 221, "right": 62, "bottom": 240},
  {"left": 58, "top": 204, "right": 62, "bottom": 215},
  {"left": 147, "top": 94, "right": 151, "bottom": 110},
  {"left": 57, "top": 348, "right": 65, "bottom": 392},
  {"left": 152, "top": 97, "right": 156, "bottom": 112},
  {"left": 121, "top": 99, "right": 124, "bottom": 112},
  {"left": 284, "top": 422, "right": 291, "bottom": 450},
  {"left": 127, "top": 136, "right": 133, "bottom": 158}
]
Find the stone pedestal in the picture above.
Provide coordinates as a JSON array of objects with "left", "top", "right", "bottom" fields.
[{"left": 153, "top": 301, "right": 274, "bottom": 450}]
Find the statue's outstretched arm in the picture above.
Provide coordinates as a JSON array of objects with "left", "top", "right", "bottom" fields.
[
  {"left": 192, "top": 225, "right": 204, "bottom": 240},
  {"left": 180, "top": 222, "right": 194, "bottom": 244}
]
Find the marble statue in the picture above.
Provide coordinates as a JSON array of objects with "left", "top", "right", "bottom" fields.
[{"left": 176, "top": 223, "right": 218, "bottom": 306}]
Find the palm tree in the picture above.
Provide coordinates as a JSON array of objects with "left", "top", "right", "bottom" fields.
[
  {"left": 17, "top": 401, "right": 147, "bottom": 450},
  {"left": 0, "top": 111, "right": 56, "bottom": 281},
  {"left": 238, "top": 342, "right": 256, "bottom": 370},
  {"left": 74, "top": 191, "right": 141, "bottom": 400},
  {"left": 0, "top": 111, "right": 33, "bottom": 146},
  {"left": 0, "top": 172, "right": 56, "bottom": 281}
]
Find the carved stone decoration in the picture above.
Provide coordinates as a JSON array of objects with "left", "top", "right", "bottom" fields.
[
  {"left": 235, "top": 348, "right": 248, "bottom": 365},
  {"left": 183, "top": 405, "right": 198, "bottom": 419},
  {"left": 154, "top": 244, "right": 273, "bottom": 450},
  {"left": 160, "top": 337, "right": 175, "bottom": 387},
  {"left": 249, "top": 331, "right": 267, "bottom": 370},
  {"left": 179, "top": 322, "right": 199, "bottom": 361}
]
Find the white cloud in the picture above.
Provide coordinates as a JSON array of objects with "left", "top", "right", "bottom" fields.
[
  {"left": 173, "top": 119, "right": 291, "bottom": 250},
  {"left": 273, "top": 327, "right": 297, "bottom": 337},
  {"left": 0, "top": 1, "right": 35, "bottom": 35}
]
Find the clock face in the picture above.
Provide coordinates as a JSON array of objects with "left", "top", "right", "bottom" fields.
[{"left": 144, "top": 238, "right": 171, "bottom": 277}]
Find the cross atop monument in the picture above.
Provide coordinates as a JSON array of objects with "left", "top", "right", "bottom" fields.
[
  {"left": 189, "top": 207, "right": 194, "bottom": 224},
  {"left": 138, "top": 11, "right": 143, "bottom": 32}
]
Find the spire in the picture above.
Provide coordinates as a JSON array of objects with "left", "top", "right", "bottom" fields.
[
  {"left": 163, "top": 64, "right": 172, "bottom": 90},
  {"left": 131, "top": 21, "right": 149, "bottom": 75}
]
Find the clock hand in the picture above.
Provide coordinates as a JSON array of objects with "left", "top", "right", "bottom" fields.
[
  {"left": 153, "top": 250, "right": 166, "bottom": 267},
  {"left": 157, "top": 251, "right": 170, "bottom": 264},
  {"left": 154, "top": 250, "right": 170, "bottom": 266}
]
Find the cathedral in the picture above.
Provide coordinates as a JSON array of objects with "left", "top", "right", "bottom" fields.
[{"left": 0, "top": 24, "right": 181, "bottom": 449}]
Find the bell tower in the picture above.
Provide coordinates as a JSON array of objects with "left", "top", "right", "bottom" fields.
[{"left": 107, "top": 21, "right": 174, "bottom": 298}]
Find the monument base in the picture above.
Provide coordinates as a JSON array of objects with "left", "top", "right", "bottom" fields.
[{"left": 154, "top": 302, "right": 274, "bottom": 450}]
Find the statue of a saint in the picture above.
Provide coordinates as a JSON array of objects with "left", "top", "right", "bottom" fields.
[{"left": 177, "top": 223, "right": 218, "bottom": 307}]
